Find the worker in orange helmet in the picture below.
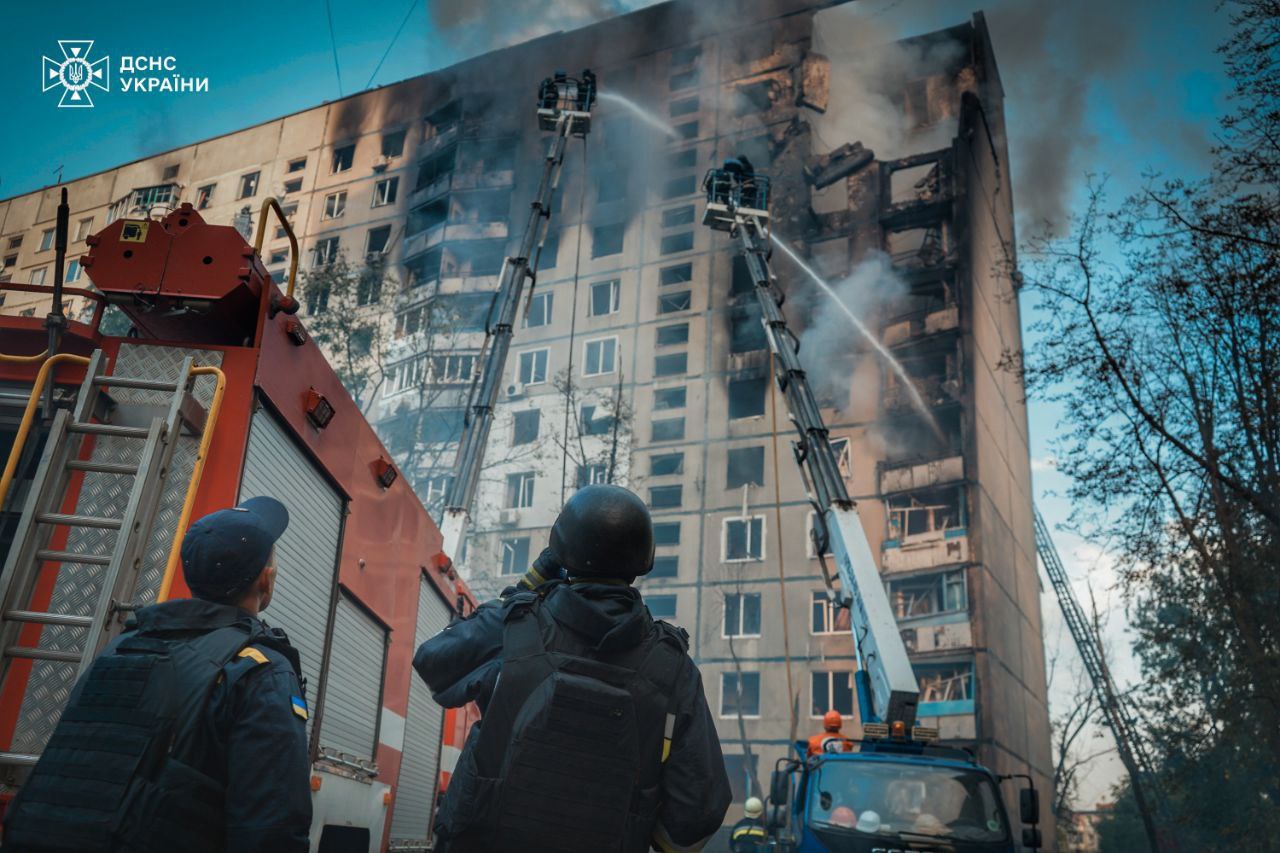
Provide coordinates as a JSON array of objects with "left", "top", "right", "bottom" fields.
[{"left": 808, "top": 709, "right": 854, "bottom": 756}]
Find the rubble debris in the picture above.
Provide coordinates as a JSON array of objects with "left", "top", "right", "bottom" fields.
[
  {"left": 806, "top": 141, "right": 875, "bottom": 189},
  {"left": 799, "top": 52, "right": 830, "bottom": 112}
]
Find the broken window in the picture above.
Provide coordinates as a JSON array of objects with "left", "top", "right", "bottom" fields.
[
  {"left": 500, "top": 537, "right": 531, "bottom": 575},
  {"left": 312, "top": 236, "right": 339, "bottom": 268},
  {"left": 670, "top": 96, "right": 699, "bottom": 118},
  {"left": 538, "top": 230, "right": 559, "bottom": 269},
  {"left": 275, "top": 203, "right": 298, "bottom": 239},
  {"left": 915, "top": 662, "right": 973, "bottom": 704},
  {"left": 662, "top": 205, "right": 695, "bottom": 228},
  {"left": 661, "top": 232, "right": 694, "bottom": 255},
  {"left": 885, "top": 486, "right": 966, "bottom": 543},
  {"left": 731, "top": 255, "right": 755, "bottom": 295},
  {"left": 652, "top": 418, "right": 685, "bottom": 442},
  {"left": 651, "top": 556, "right": 678, "bottom": 578},
  {"left": 283, "top": 178, "right": 303, "bottom": 195},
  {"left": 518, "top": 348, "right": 549, "bottom": 385},
  {"left": 889, "top": 161, "right": 943, "bottom": 206},
  {"left": 648, "top": 595, "right": 677, "bottom": 620},
  {"left": 453, "top": 189, "right": 509, "bottom": 224},
  {"left": 721, "top": 673, "right": 760, "bottom": 719},
  {"left": 416, "top": 146, "right": 457, "bottom": 191},
  {"left": 513, "top": 410, "right": 540, "bottom": 445},
  {"left": 656, "top": 323, "right": 688, "bottom": 347},
  {"left": 579, "top": 404, "right": 614, "bottom": 436},
  {"left": 724, "top": 593, "right": 761, "bottom": 638},
  {"left": 364, "top": 226, "right": 391, "bottom": 261},
  {"left": 669, "top": 68, "right": 700, "bottom": 91},
  {"left": 331, "top": 143, "right": 355, "bottom": 174},
  {"left": 381, "top": 129, "right": 407, "bottom": 158},
  {"left": 885, "top": 341, "right": 961, "bottom": 410},
  {"left": 728, "top": 376, "right": 767, "bottom": 419},
  {"left": 372, "top": 177, "right": 399, "bottom": 207},
  {"left": 583, "top": 337, "right": 618, "bottom": 376},
  {"left": 662, "top": 174, "right": 697, "bottom": 199},
  {"left": 723, "top": 516, "right": 765, "bottom": 561},
  {"left": 654, "top": 352, "right": 687, "bottom": 377},
  {"left": 196, "top": 184, "right": 215, "bottom": 209},
  {"left": 726, "top": 446, "right": 765, "bottom": 489},
  {"left": 592, "top": 223, "right": 625, "bottom": 258},
  {"left": 811, "top": 591, "right": 852, "bottom": 635},
  {"left": 425, "top": 101, "right": 460, "bottom": 139},
  {"left": 734, "top": 79, "right": 778, "bottom": 117},
  {"left": 459, "top": 240, "right": 507, "bottom": 276},
  {"left": 408, "top": 198, "right": 448, "bottom": 234},
  {"left": 430, "top": 292, "right": 494, "bottom": 331},
  {"left": 730, "top": 303, "right": 767, "bottom": 353},
  {"left": 288, "top": 157, "right": 307, "bottom": 173},
  {"left": 525, "top": 291, "right": 552, "bottom": 327},
  {"left": 887, "top": 225, "right": 947, "bottom": 270},
  {"left": 238, "top": 171, "right": 260, "bottom": 200},
  {"left": 650, "top": 452, "right": 684, "bottom": 475},
  {"left": 505, "top": 471, "right": 536, "bottom": 508},
  {"left": 322, "top": 191, "right": 347, "bottom": 220},
  {"left": 887, "top": 569, "right": 967, "bottom": 620},
  {"left": 811, "top": 671, "right": 854, "bottom": 717},
  {"left": 654, "top": 522, "right": 681, "bottom": 546},
  {"left": 660, "top": 263, "right": 692, "bottom": 286},
  {"left": 650, "top": 484, "right": 683, "bottom": 509},
  {"left": 405, "top": 247, "right": 442, "bottom": 290},
  {"left": 577, "top": 463, "right": 609, "bottom": 488},
  {"left": 589, "top": 279, "right": 620, "bottom": 316},
  {"left": 659, "top": 291, "right": 691, "bottom": 314},
  {"left": 807, "top": 511, "right": 832, "bottom": 558}
]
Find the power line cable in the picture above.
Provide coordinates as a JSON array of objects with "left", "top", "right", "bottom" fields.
[
  {"left": 325, "top": 0, "right": 345, "bottom": 97},
  {"left": 559, "top": 138, "right": 590, "bottom": 505},
  {"left": 365, "top": 0, "right": 419, "bottom": 90}
]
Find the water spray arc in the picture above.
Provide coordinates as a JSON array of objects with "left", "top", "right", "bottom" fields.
[{"left": 595, "top": 91, "right": 679, "bottom": 139}]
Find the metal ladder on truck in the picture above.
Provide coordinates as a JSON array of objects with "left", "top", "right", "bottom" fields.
[{"left": 0, "top": 349, "right": 207, "bottom": 769}]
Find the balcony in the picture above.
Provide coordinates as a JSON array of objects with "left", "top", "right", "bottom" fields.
[
  {"left": 880, "top": 455, "right": 963, "bottom": 494},
  {"left": 900, "top": 619, "right": 972, "bottom": 654},
  {"left": 882, "top": 530, "right": 968, "bottom": 572},
  {"left": 403, "top": 220, "right": 508, "bottom": 262},
  {"left": 882, "top": 304, "right": 959, "bottom": 347}
]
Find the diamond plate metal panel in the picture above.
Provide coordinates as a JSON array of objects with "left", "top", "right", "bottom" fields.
[{"left": 11, "top": 344, "right": 224, "bottom": 755}]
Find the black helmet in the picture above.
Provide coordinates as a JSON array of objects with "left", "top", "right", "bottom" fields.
[{"left": 549, "top": 484, "right": 654, "bottom": 579}]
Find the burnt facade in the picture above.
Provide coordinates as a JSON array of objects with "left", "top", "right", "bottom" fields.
[{"left": 0, "top": 0, "right": 1052, "bottom": 845}]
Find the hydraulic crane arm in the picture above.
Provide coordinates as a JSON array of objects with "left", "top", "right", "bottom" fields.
[
  {"left": 439, "top": 71, "right": 594, "bottom": 560},
  {"left": 703, "top": 167, "right": 918, "bottom": 729}
]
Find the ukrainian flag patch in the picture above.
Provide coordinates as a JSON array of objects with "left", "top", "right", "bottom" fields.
[{"left": 291, "top": 696, "right": 308, "bottom": 721}]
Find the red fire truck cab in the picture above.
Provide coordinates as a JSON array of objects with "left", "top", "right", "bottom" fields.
[{"left": 0, "top": 201, "right": 478, "bottom": 852}]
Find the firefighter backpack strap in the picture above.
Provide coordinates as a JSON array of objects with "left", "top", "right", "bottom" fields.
[{"left": 644, "top": 621, "right": 688, "bottom": 764}]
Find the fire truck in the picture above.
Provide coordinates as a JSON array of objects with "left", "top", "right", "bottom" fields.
[{"left": 0, "top": 188, "right": 477, "bottom": 851}]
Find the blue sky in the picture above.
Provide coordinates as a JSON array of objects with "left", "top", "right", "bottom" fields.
[{"left": 0, "top": 0, "right": 1235, "bottom": 806}]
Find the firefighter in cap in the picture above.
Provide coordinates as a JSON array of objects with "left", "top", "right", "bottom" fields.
[
  {"left": 2, "top": 497, "right": 312, "bottom": 853},
  {"left": 808, "top": 709, "right": 854, "bottom": 756},
  {"left": 730, "top": 797, "right": 769, "bottom": 851},
  {"left": 415, "top": 484, "right": 731, "bottom": 852}
]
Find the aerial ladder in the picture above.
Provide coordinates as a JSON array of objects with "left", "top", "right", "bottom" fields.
[
  {"left": 439, "top": 70, "right": 595, "bottom": 559},
  {"left": 702, "top": 165, "right": 918, "bottom": 732},
  {"left": 703, "top": 164, "right": 1044, "bottom": 852},
  {"left": 1034, "top": 507, "right": 1172, "bottom": 852}
]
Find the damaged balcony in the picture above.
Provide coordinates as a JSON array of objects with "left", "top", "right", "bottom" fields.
[
  {"left": 882, "top": 273, "right": 959, "bottom": 346},
  {"left": 891, "top": 567, "right": 972, "bottom": 654},
  {"left": 880, "top": 454, "right": 963, "bottom": 494},
  {"left": 881, "top": 336, "right": 962, "bottom": 413},
  {"left": 410, "top": 139, "right": 517, "bottom": 209},
  {"left": 886, "top": 222, "right": 953, "bottom": 276},
  {"left": 404, "top": 188, "right": 511, "bottom": 260},
  {"left": 879, "top": 150, "right": 953, "bottom": 231},
  {"left": 403, "top": 239, "right": 507, "bottom": 292},
  {"left": 882, "top": 484, "right": 969, "bottom": 573}
]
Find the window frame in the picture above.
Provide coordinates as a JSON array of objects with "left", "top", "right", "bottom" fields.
[
  {"left": 582, "top": 336, "right": 619, "bottom": 377},
  {"left": 722, "top": 515, "right": 767, "bottom": 562},
  {"left": 588, "top": 278, "right": 621, "bottom": 317},
  {"left": 322, "top": 190, "right": 348, "bottom": 220},
  {"left": 722, "top": 591, "right": 762, "bottom": 639},
  {"left": 517, "top": 347, "right": 550, "bottom": 386},
  {"left": 505, "top": 471, "right": 536, "bottom": 509},
  {"left": 810, "top": 670, "right": 856, "bottom": 718},
  {"left": 331, "top": 143, "right": 356, "bottom": 174},
  {"left": 719, "top": 671, "right": 761, "bottom": 719},
  {"left": 525, "top": 290, "right": 553, "bottom": 327},
  {"left": 372, "top": 176, "right": 400, "bottom": 208},
  {"left": 237, "top": 171, "right": 260, "bottom": 200}
]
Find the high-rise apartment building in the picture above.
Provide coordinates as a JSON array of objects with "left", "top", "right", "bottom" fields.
[{"left": 0, "top": 0, "right": 1052, "bottom": 842}]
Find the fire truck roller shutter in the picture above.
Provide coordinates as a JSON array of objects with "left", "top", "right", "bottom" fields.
[
  {"left": 321, "top": 593, "right": 387, "bottom": 760},
  {"left": 238, "top": 403, "right": 345, "bottom": 739},
  {"left": 389, "top": 576, "right": 451, "bottom": 844}
]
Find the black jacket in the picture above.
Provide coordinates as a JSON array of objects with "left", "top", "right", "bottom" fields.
[
  {"left": 3, "top": 599, "right": 312, "bottom": 853},
  {"left": 414, "top": 581, "right": 731, "bottom": 851}
]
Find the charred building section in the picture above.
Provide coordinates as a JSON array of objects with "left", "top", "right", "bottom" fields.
[{"left": 0, "top": 0, "right": 1052, "bottom": 844}]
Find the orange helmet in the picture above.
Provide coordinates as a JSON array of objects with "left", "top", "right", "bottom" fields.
[
  {"left": 823, "top": 710, "right": 843, "bottom": 732},
  {"left": 830, "top": 806, "right": 857, "bottom": 828}
]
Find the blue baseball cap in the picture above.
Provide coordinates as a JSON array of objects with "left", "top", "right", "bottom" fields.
[{"left": 181, "top": 496, "right": 289, "bottom": 602}]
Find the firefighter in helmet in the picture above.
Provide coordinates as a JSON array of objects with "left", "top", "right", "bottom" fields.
[
  {"left": 730, "top": 797, "right": 769, "bottom": 851},
  {"left": 414, "top": 484, "right": 731, "bottom": 852},
  {"left": 808, "top": 709, "right": 854, "bottom": 756},
  {"left": 3, "top": 498, "right": 312, "bottom": 853}
]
